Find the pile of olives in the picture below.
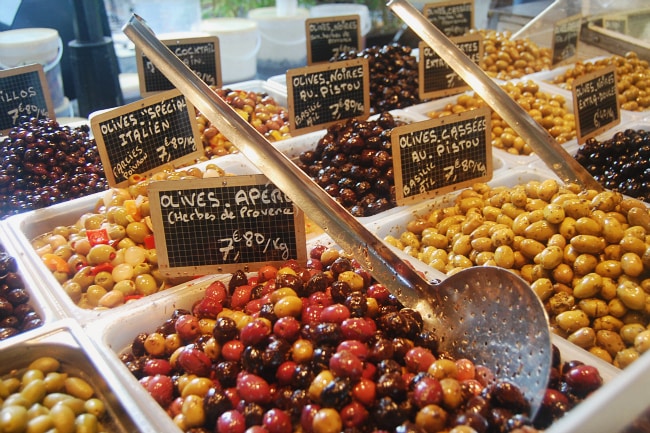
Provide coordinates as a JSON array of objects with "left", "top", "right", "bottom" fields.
[
  {"left": 475, "top": 29, "right": 553, "bottom": 80},
  {"left": 574, "top": 128, "right": 650, "bottom": 202},
  {"left": 0, "top": 356, "right": 110, "bottom": 432},
  {"left": 296, "top": 112, "right": 404, "bottom": 217},
  {"left": 196, "top": 88, "right": 291, "bottom": 159},
  {"left": 0, "top": 117, "right": 108, "bottom": 219},
  {"left": 120, "top": 246, "right": 604, "bottom": 432},
  {"left": 384, "top": 178, "right": 650, "bottom": 368},
  {"left": 331, "top": 44, "right": 422, "bottom": 114}
]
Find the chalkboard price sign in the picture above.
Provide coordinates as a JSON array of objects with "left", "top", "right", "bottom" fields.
[
  {"left": 552, "top": 14, "right": 582, "bottom": 66},
  {"left": 392, "top": 107, "right": 492, "bottom": 204},
  {"left": 90, "top": 89, "right": 203, "bottom": 187},
  {"left": 147, "top": 174, "right": 307, "bottom": 277},
  {"left": 0, "top": 64, "right": 54, "bottom": 132},
  {"left": 418, "top": 33, "right": 482, "bottom": 99},
  {"left": 423, "top": 0, "right": 474, "bottom": 37},
  {"left": 572, "top": 64, "right": 620, "bottom": 144},
  {"left": 287, "top": 58, "right": 369, "bottom": 134},
  {"left": 306, "top": 15, "right": 362, "bottom": 64},
  {"left": 136, "top": 36, "right": 221, "bottom": 97}
]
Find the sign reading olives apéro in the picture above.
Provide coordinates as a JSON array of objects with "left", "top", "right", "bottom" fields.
[
  {"left": 392, "top": 107, "right": 492, "bottom": 205},
  {"left": 147, "top": 174, "right": 307, "bottom": 277},
  {"left": 572, "top": 64, "right": 620, "bottom": 144},
  {"left": 306, "top": 15, "right": 361, "bottom": 64},
  {"left": 552, "top": 14, "right": 582, "bottom": 66},
  {"left": 136, "top": 36, "right": 221, "bottom": 97},
  {"left": 0, "top": 64, "right": 54, "bottom": 133},
  {"left": 287, "top": 58, "right": 369, "bottom": 135},
  {"left": 418, "top": 33, "right": 482, "bottom": 99},
  {"left": 423, "top": 0, "right": 474, "bottom": 37},
  {"left": 90, "top": 89, "right": 203, "bottom": 187}
]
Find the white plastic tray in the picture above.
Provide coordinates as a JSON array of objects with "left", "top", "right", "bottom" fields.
[
  {"left": 0, "top": 318, "right": 150, "bottom": 432},
  {"left": 85, "top": 234, "right": 621, "bottom": 433},
  {"left": 2, "top": 154, "right": 259, "bottom": 324}
]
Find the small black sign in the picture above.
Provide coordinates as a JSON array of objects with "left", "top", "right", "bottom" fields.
[
  {"left": 392, "top": 107, "right": 492, "bottom": 204},
  {"left": 0, "top": 64, "right": 54, "bottom": 132},
  {"left": 136, "top": 36, "right": 221, "bottom": 97},
  {"left": 423, "top": 0, "right": 474, "bottom": 37},
  {"left": 572, "top": 64, "right": 620, "bottom": 144},
  {"left": 287, "top": 58, "right": 369, "bottom": 134},
  {"left": 419, "top": 33, "right": 482, "bottom": 99},
  {"left": 90, "top": 89, "right": 203, "bottom": 187},
  {"left": 306, "top": 15, "right": 361, "bottom": 64},
  {"left": 147, "top": 174, "right": 307, "bottom": 277},
  {"left": 552, "top": 14, "right": 582, "bottom": 66}
]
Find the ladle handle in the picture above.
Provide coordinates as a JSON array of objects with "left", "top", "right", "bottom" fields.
[
  {"left": 122, "top": 15, "right": 437, "bottom": 317},
  {"left": 386, "top": 0, "right": 603, "bottom": 191}
]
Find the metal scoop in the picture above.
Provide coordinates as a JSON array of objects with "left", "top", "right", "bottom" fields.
[{"left": 123, "top": 14, "right": 552, "bottom": 418}]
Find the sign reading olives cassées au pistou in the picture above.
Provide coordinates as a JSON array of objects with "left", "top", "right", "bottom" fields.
[{"left": 392, "top": 107, "right": 493, "bottom": 205}]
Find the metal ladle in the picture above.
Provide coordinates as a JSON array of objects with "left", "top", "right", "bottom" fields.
[{"left": 123, "top": 14, "right": 552, "bottom": 418}]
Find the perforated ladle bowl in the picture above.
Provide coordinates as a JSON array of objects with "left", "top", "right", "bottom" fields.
[{"left": 123, "top": 15, "right": 553, "bottom": 418}]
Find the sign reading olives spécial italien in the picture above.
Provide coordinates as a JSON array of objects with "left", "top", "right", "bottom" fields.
[
  {"left": 136, "top": 36, "right": 221, "bottom": 97},
  {"left": 90, "top": 89, "right": 203, "bottom": 187},
  {"left": 0, "top": 64, "right": 54, "bottom": 133},
  {"left": 418, "top": 33, "right": 482, "bottom": 99},
  {"left": 392, "top": 107, "right": 492, "bottom": 205},
  {"left": 306, "top": 15, "right": 362, "bottom": 64},
  {"left": 572, "top": 64, "right": 620, "bottom": 144},
  {"left": 147, "top": 174, "right": 307, "bottom": 277},
  {"left": 423, "top": 0, "right": 474, "bottom": 37},
  {"left": 287, "top": 58, "right": 370, "bottom": 135}
]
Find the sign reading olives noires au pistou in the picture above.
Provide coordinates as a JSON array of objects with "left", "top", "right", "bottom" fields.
[
  {"left": 423, "top": 0, "right": 474, "bottom": 37},
  {"left": 147, "top": 174, "right": 307, "bottom": 277},
  {"left": 418, "top": 33, "right": 482, "bottom": 99},
  {"left": 0, "top": 64, "right": 54, "bottom": 133},
  {"left": 306, "top": 15, "right": 361, "bottom": 64},
  {"left": 572, "top": 64, "right": 620, "bottom": 144},
  {"left": 136, "top": 36, "right": 221, "bottom": 97},
  {"left": 392, "top": 107, "right": 492, "bottom": 205},
  {"left": 552, "top": 14, "right": 582, "bottom": 66},
  {"left": 287, "top": 58, "right": 370, "bottom": 134},
  {"left": 90, "top": 89, "right": 203, "bottom": 187}
]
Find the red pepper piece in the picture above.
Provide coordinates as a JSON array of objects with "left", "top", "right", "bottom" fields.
[
  {"left": 87, "top": 228, "right": 110, "bottom": 246},
  {"left": 91, "top": 262, "right": 114, "bottom": 275},
  {"left": 143, "top": 234, "right": 156, "bottom": 250}
]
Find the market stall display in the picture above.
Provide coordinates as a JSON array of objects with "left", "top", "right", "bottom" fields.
[{"left": 1, "top": 1, "right": 650, "bottom": 431}]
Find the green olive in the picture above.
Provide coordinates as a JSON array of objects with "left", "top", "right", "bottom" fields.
[
  {"left": 113, "top": 280, "right": 136, "bottom": 297},
  {"left": 126, "top": 221, "right": 150, "bottom": 244},
  {"left": 86, "top": 245, "right": 116, "bottom": 266},
  {"left": 83, "top": 214, "right": 105, "bottom": 230},
  {"left": 93, "top": 271, "right": 114, "bottom": 290},
  {"left": 86, "top": 285, "right": 108, "bottom": 307},
  {"left": 135, "top": 274, "right": 158, "bottom": 296}
]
